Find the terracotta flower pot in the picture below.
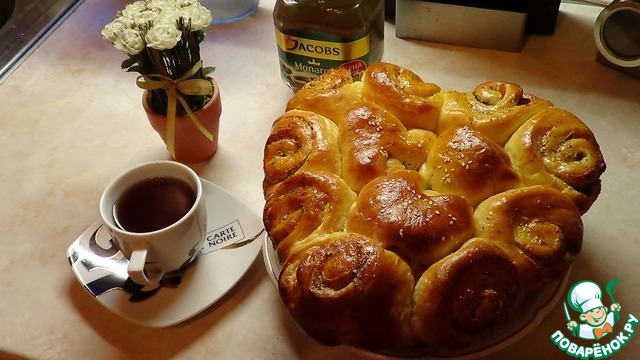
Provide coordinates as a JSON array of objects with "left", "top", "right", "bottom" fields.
[{"left": 143, "top": 78, "right": 222, "bottom": 164}]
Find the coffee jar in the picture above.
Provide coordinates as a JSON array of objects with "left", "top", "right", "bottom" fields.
[{"left": 274, "top": 0, "right": 385, "bottom": 92}]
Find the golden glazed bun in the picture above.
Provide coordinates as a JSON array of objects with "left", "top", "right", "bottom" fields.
[
  {"left": 474, "top": 186, "right": 584, "bottom": 290},
  {"left": 412, "top": 238, "right": 525, "bottom": 349},
  {"left": 504, "top": 107, "right": 606, "bottom": 214},
  {"left": 286, "top": 67, "right": 364, "bottom": 125},
  {"left": 262, "top": 62, "right": 606, "bottom": 355},
  {"left": 347, "top": 170, "right": 474, "bottom": 269},
  {"left": 263, "top": 171, "right": 356, "bottom": 261},
  {"left": 437, "top": 81, "right": 553, "bottom": 145},
  {"left": 278, "top": 232, "right": 417, "bottom": 349},
  {"left": 263, "top": 109, "right": 341, "bottom": 196},
  {"left": 361, "top": 62, "right": 442, "bottom": 131},
  {"left": 339, "top": 102, "right": 437, "bottom": 192},
  {"left": 419, "top": 124, "right": 523, "bottom": 207}
]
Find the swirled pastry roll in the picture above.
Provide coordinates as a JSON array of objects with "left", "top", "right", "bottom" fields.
[
  {"left": 340, "top": 102, "right": 436, "bottom": 192},
  {"left": 362, "top": 62, "right": 442, "bottom": 131},
  {"left": 474, "top": 186, "right": 583, "bottom": 289},
  {"left": 420, "top": 125, "right": 523, "bottom": 207},
  {"left": 437, "top": 81, "right": 553, "bottom": 145},
  {"left": 347, "top": 170, "right": 474, "bottom": 267},
  {"left": 263, "top": 110, "right": 341, "bottom": 195},
  {"left": 279, "top": 232, "right": 417, "bottom": 350},
  {"left": 263, "top": 171, "right": 356, "bottom": 261},
  {"left": 411, "top": 238, "right": 525, "bottom": 349},
  {"left": 264, "top": 62, "right": 605, "bottom": 355},
  {"left": 504, "top": 107, "right": 606, "bottom": 214},
  {"left": 286, "top": 67, "right": 363, "bottom": 125}
]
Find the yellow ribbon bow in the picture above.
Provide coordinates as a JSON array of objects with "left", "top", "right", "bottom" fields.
[{"left": 136, "top": 60, "right": 215, "bottom": 158}]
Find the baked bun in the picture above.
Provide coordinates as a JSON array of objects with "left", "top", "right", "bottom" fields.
[
  {"left": 420, "top": 125, "right": 523, "bottom": 207},
  {"left": 347, "top": 170, "right": 473, "bottom": 268},
  {"left": 412, "top": 238, "right": 525, "bottom": 349},
  {"left": 361, "top": 62, "right": 442, "bottom": 131},
  {"left": 263, "top": 63, "right": 605, "bottom": 355},
  {"left": 263, "top": 171, "right": 356, "bottom": 261},
  {"left": 340, "top": 102, "right": 436, "bottom": 192},
  {"left": 474, "top": 186, "right": 584, "bottom": 290},
  {"left": 263, "top": 109, "right": 341, "bottom": 196},
  {"left": 279, "top": 232, "right": 417, "bottom": 351},
  {"left": 504, "top": 107, "right": 606, "bottom": 214},
  {"left": 285, "top": 67, "right": 363, "bottom": 124},
  {"left": 437, "top": 81, "right": 553, "bottom": 145}
]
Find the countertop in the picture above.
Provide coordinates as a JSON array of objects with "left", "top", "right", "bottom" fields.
[{"left": 1, "top": 0, "right": 639, "bottom": 359}]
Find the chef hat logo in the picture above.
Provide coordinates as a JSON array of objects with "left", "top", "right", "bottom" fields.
[{"left": 569, "top": 280, "right": 604, "bottom": 313}]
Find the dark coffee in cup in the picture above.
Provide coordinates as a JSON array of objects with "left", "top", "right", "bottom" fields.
[{"left": 114, "top": 176, "right": 196, "bottom": 233}]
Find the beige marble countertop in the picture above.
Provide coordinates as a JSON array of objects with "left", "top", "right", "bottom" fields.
[{"left": 1, "top": 0, "right": 639, "bottom": 359}]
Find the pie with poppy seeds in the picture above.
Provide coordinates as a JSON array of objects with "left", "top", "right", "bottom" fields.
[{"left": 262, "top": 62, "right": 606, "bottom": 356}]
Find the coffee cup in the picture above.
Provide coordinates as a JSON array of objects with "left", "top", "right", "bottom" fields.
[{"left": 99, "top": 161, "right": 207, "bottom": 286}]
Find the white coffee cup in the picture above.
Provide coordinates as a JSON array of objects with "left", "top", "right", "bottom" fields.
[{"left": 99, "top": 161, "right": 207, "bottom": 286}]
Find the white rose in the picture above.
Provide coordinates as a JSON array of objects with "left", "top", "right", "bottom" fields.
[
  {"left": 180, "top": 5, "right": 212, "bottom": 31},
  {"left": 121, "top": 1, "right": 148, "bottom": 18},
  {"left": 176, "top": 0, "right": 199, "bottom": 7},
  {"left": 113, "top": 28, "right": 145, "bottom": 55},
  {"left": 101, "top": 16, "right": 131, "bottom": 43},
  {"left": 145, "top": 22, "right": 182, "bottom": 50},
  {"left": 147, "top": 0, "right": 175, "bottom": 12},
  {"left": 158, "top": 6, "right": 180, "bottom": 25},
  {"left": 126, "top": 8, "right": 159, "bottom": 27}
]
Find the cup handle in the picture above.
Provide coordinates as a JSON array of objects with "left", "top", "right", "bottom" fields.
[{"left": 127, "top": 246, "right": 165, "bottom": 286}]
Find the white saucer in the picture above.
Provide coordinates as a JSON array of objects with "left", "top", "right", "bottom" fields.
[
  {"left": 262, "top": 235, "right": 568, "bottom": 359},
  {"left": 67, "top": 178, "right": 264, "bottom": 327}
]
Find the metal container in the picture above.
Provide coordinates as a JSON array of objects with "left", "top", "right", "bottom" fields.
[
  {"left": 594, "top": 0, "right": 640, "bottom": 78},
  {"left": 395, "top": 0, "right": 529, "bottom": 52}
]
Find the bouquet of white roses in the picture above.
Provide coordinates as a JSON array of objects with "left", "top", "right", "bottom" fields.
[{"left": 101, "top": 0, "right": 214, "bottom": 116}]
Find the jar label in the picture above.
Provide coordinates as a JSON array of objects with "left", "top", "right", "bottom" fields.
[
  {"left": 275, "top": 29, "right": 371, "bottom": 89},
  {"left": 275, "top": 32, "right": 370, "bottom": 61}
]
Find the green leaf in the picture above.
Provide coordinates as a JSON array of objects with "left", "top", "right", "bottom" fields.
[
  {"left": 203, "top": 66, "right": 216, "bottom": 75},
  {"left": 127, "top": 65, "right": 143, "bottom": 74},
  {"left": 120, "top": 55, "right": 139, "bottom": 70},
  {"left": 193, "top": 31, "right": 206, "bottom": 44}
]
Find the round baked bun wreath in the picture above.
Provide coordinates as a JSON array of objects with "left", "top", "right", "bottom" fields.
[{"left": 262, "top": 62, "right": 606, "bottom": 356}]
